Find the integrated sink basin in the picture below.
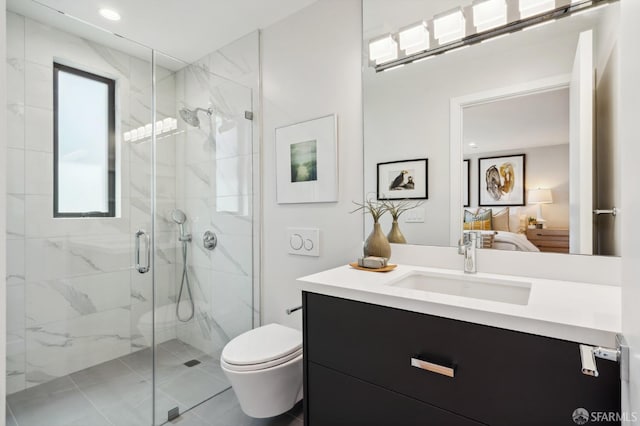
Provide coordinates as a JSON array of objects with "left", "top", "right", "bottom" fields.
[{"left": 386, "top": 271, "right": 532, "bottom": 305}]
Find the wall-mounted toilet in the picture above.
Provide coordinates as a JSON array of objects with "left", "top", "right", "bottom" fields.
[{"left": 220, "top": 323, "right": 303, "bottom": 418}]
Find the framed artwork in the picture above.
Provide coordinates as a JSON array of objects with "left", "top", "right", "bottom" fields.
[
  {"left": 275, "top": 114, "right": 338, "bottom": 204},
  {"left": 377, "top": 158, "right": 428, "bottom": 200},
  {"left": 463, "top": 159, "right": 470, "bottom": 207},
  {"left": 478, "top": 154, "right": 526, "bottom": 206}
]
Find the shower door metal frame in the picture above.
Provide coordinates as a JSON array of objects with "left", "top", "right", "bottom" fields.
[{"left": 150, "top": 49, "right": 158, "bottom": 426}]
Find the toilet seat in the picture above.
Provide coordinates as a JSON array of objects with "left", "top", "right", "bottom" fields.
[
  {"left": 221, "top": 348, "right": 302, "bottom": 372},
  {"left": 221, "top": 323, "right": 302, "bottom": 372}
]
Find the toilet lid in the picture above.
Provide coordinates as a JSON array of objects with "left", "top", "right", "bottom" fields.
[{"left": 222, "top": 323, "right": 302, "bottom": 366}]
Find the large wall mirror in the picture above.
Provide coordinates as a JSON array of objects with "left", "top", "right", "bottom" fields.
[{"left": 363, "top": 0, "right": 620, "bottom": 257}]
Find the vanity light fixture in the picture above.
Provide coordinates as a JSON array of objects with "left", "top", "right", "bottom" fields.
[
  {"left": 368, "top": 0, "right": 614, "bottom": 72},
  {"left": 433, "top": 8, "right": 466, "bottom": 45},
  {"left": 384, "top": 64, "right": 406, "bottom": 72},
  {"left": 369, "top": 34, "right": 398, "bottom": 65},
  {"left": 413, "top": 56, "right": 435, "bottom": 64},
  {"left": 444, "top": 45, "right": 470, "bottom": 55},
  {"left": 480, "top": 33, "right": 510, "bottom": 44},
  {"left": 98, "top": 8, "right": 121, "bottom": 21},
  {"left": 522, "top": 18, "right": 557, "bottom": 31},
  {"left": 398, "top": 22, "right": 430, "bottom": 55},
  {"left": 570, "top": 2, "right": 610, "bottom": 16},
  {"left": 473, "top": 0, "right": 508, "bottom": 32},
  {"left": 519, "top": 0, "right": 556, "bottom": 19}
]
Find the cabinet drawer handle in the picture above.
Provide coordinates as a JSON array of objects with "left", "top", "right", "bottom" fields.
[{"left": 410, "top": 357, "right": 455, "bottom": 378}]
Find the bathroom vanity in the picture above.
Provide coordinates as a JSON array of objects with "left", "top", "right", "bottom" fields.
[{"left": 298, "top": 265, "right": 622, "bottom": 425}]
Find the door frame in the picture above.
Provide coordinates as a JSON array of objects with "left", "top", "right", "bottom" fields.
[{"left": 449, "top": 74, "right": 571, "bottom": 246}]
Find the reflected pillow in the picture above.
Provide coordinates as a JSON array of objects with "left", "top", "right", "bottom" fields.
[
  {"left": 493, "top": 208, "right": 510, "bottom": 232},
  {"left": 463, "top": 208, "right": 493, "bottom": 230}
]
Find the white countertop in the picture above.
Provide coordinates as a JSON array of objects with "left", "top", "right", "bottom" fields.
[{"left": 297, "top": 264, "right": 621, "bottom": 347}]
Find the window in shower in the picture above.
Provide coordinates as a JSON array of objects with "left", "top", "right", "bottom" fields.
[{"left": 53, "top": 62, "right": 116, "bottom": 217}]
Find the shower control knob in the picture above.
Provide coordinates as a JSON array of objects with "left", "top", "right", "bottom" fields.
[{"left": 203, "top": 231, "right": 217, "bottom": 250}]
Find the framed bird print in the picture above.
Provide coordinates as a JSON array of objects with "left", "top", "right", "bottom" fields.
[
  {"left": 377, "top": 158, "right": 428, "bottom": 200},
  {"left": 478, "top": 154, "right": 525, "bottom": 206}
]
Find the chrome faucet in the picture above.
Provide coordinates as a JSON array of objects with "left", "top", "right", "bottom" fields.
[{"left": 458, "top": 231, "right": 481, "bottom": 274}]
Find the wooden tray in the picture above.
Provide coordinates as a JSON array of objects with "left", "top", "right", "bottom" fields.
[{"left": 349, "top": 262, "right": 398, "bottom": 273}]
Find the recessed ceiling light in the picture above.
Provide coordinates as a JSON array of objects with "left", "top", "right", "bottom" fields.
[
  {"left": 468, "top": 142, "right": 478, "bottom": 148},
  {"left": 99, "top": 8, "right": 121, "bottom": 21}
]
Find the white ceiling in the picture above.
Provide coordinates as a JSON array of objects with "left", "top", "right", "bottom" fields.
[
  {"left": 7, "top": 0, "right": 317, "bottom": 64},
  {"left": 463, "top": 88, "right": 570, "bottom": 155}
]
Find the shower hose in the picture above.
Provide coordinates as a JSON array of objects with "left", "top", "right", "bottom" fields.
[{"left": 176, "top": 239, "right": 195, "bottom": 322}]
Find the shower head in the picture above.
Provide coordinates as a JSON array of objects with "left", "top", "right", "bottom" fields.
[
  {"left": 171, "top": 209, "right": 187, "bottom": 225},
  {"left": 179, "top": 108, "right": 200, "bottom": 127},
  {"left": 179, "top": 107, "right": 213, "bottom": 128},
  {"left": 171, "top": 209, "right": 191, "bottom": 241}
]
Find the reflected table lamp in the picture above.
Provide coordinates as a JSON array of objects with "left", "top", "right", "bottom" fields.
[{"left": 528, "top": 188, "right": 553, "bottom": 226}]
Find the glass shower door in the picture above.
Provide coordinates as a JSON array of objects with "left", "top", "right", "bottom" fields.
[{"left": 149, "top": 53, "right": 256, "bottom": 423}]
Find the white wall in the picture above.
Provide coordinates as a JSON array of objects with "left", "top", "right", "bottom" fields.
[
  {"left": 261, "top": 0, "right": 363, "bottom": 329},
  {"left": 465, "top": 144, "right": 570, "bottom": 229},
  {"left": 620, "top": 0, "right": 640, "bottom": 420},
  {"left": 1, "top": 0, "right": 8, "bottom": 421}
]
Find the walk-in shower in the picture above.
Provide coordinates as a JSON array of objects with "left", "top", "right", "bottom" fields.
[
  {"left": 5, "top": 4, "right": 257, "bottom": 425},
  {"left": 172, "top": 209, "right": 195, "bottom": 322}
]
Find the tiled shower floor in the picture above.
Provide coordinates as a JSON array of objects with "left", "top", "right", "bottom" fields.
[{"left": 5, "top": 339, "right": 301, "bottom": 426}]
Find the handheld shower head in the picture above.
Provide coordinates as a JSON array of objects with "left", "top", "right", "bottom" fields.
[
  {"left": 171, "top": 209, "right": 190, "bottom": 241},
  {"left": 179, "top": 107, "right": 213, "bottom": 128},
  {"left": 171, "top": 209, "right": 187, "bottom": 225}
]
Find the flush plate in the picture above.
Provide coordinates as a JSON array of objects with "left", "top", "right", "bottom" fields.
[{"left": 287, "top": 227, "right": 320, "bottom": 257}]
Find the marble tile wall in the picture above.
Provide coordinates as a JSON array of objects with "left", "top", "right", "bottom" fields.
[
  {"left": 173, "top": 31, "right": 260, "bottom": 356},
  {"left": 5, "top": 12, "right": 178, "bottom": 394}
]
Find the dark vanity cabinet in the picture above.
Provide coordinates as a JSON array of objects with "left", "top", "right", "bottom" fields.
[{"left": 302, "top": 292, "right": 621, "bottom": 426}]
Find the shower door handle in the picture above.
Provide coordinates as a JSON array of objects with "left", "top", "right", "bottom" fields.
[{"left": 135, "top": 230, "right": 150, "bottom": 274}]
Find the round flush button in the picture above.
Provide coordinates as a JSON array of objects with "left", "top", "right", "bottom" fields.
[
  {"left": 290, "top": 234, "right": 303, "bottom": 250},
  {"left": 304, "top": 239, "right": 314, "bottom": 251}
]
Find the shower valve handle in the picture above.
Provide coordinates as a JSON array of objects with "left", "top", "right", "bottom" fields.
[{"left": 203, "top": 231, "right": 217, "bottom": 250}]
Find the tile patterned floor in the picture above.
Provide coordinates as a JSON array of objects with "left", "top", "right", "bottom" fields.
[
  {"left": 170, "top": 390, "right": 303, "bottom": 426},
  {"left": 5, "top": 339, "right": 303, "bottom": 426}
]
